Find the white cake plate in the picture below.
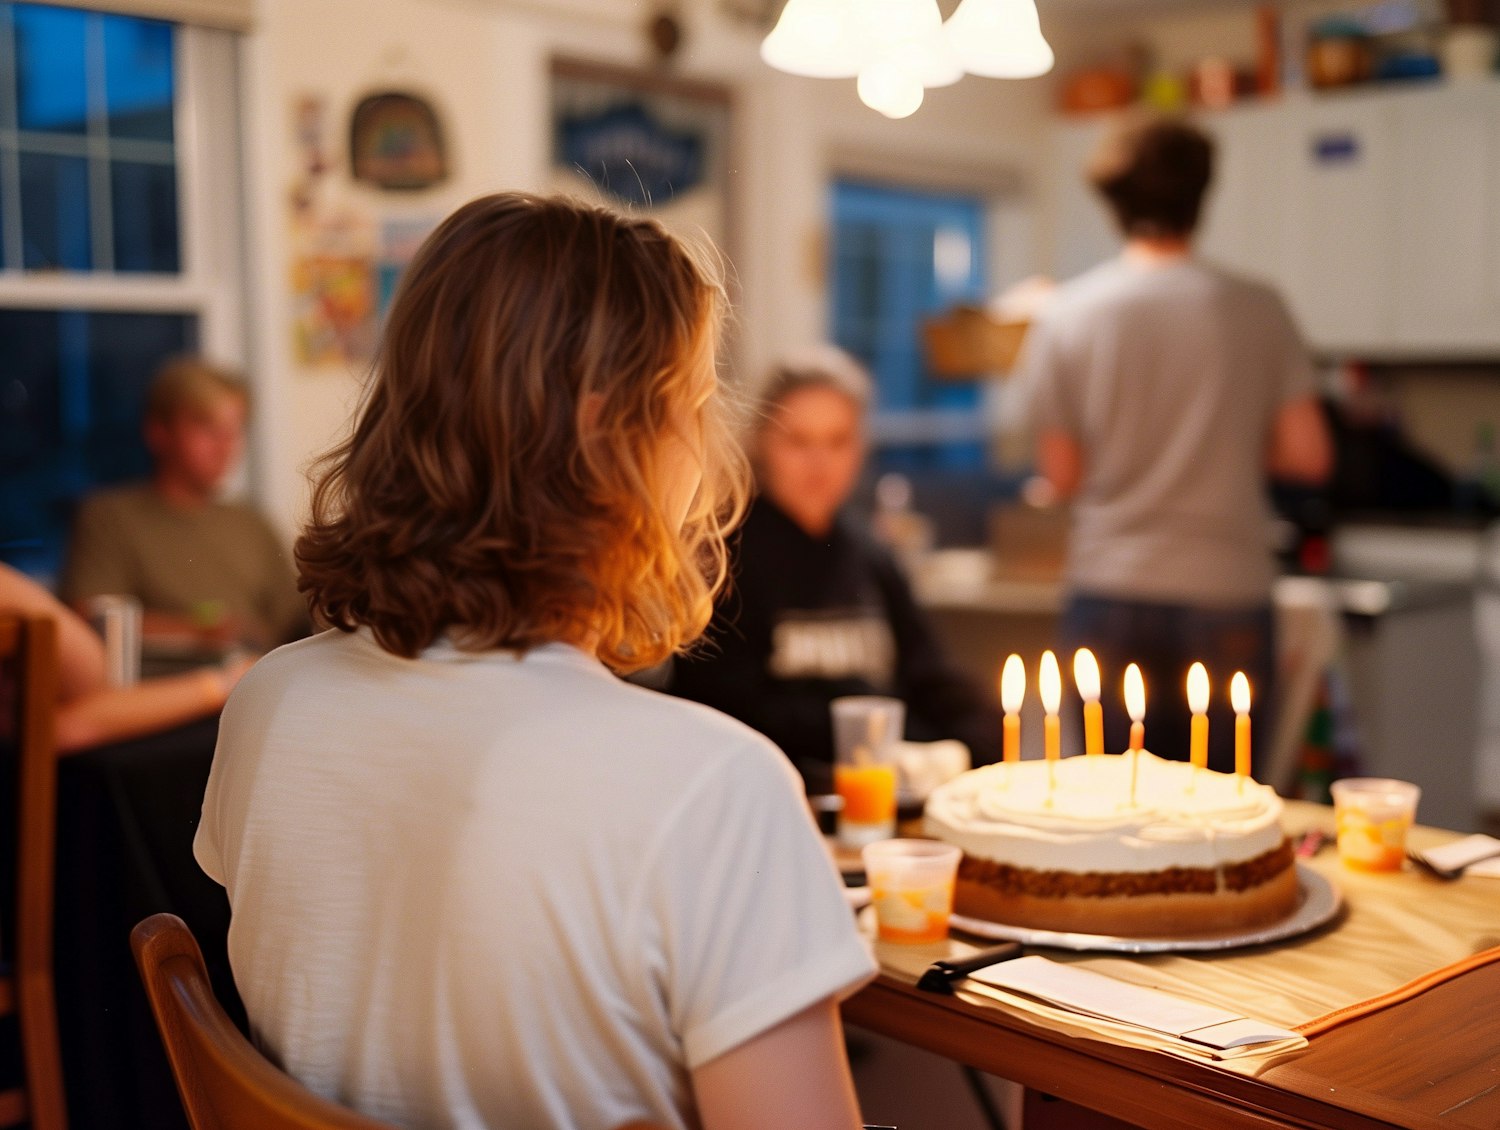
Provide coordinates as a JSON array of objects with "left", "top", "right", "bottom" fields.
[{"left": 946, "top": 862, "right": 1342, "bottom": 954}]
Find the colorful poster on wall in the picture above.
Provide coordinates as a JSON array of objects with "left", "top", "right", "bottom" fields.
[
  {"left": 377, "top": 216, "right": 439, "bottom": 320},
  {"left": 291, "top": 255, "right": 377, "bottom": 368}
]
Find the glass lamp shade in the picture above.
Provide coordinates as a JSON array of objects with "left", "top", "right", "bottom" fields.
[
  {"left": 944, "top": 0, "right": 1055, "bottom": 79},
  {"left": 908, "top": 26, "right": 964, "bottom": 87},
  {"left": 857, "top": 59, "right": 926, "bottom": 118},
  {"left": 861, "top": 0, "right": 943, "bottom": 49},
  {"left": 761, "top": 0, "right": 862, "bottom": 78}
]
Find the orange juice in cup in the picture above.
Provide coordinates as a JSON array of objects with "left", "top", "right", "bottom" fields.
[
  {"left": 1331, "top": 778, "right": 1420, "bottom": 872},
  {"left": 863, "top": 839, "right": 962, "bottom": 944},
  {"left": 835, "top": 763, "right": 898, "bottom": 847},
  {"left": 831, "top": 696, "right": 905, "bottom": 847}
]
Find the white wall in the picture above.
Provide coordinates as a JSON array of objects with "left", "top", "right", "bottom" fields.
[{"left": 239, "top": 0, "right": 1054, "bottom": 540}]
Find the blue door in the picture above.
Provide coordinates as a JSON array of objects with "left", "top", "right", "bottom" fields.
[{"left": 828, "top": 179, "right": 988, "bottom": 474}]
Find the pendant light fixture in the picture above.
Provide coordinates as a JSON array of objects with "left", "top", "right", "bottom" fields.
[
  {"left": 760, "top": 0, "right": 861, "bottom": 78},
  {"left": 945, "top": 0, "right": 1055, "bottom": 79},
  {"left": 760, "top": 0, "right": 1053, "bottom": 116}
]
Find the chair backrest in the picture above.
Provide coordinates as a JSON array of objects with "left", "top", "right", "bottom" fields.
[
  {"left": 131, "top": 914, "right": 677, "bottom": 1130},
  {"left": 130, "top": 914, "right": 393, "bottom": 1130},
  {"left": 0, "top": 613, "right": 66, "bottom": 1130}
]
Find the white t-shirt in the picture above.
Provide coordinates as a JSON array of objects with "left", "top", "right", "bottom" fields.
[
  {"left": 1020, "top": 256, "right": 1315, "bottom": 608},
  {"left": 195, "top": 629, "right": 874, "bottom": 1130}
]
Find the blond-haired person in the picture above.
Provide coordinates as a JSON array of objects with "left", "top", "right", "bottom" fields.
[
  {"left": 61, "top": 356, "right": 307, "bottom": 651},
  {"left": 194, "top": 194, "right": 875, "bottom": 1130}
]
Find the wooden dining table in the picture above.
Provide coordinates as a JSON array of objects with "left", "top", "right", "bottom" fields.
[{"left": 841, "top": 804, "right": 1500, "bottom": 1130}]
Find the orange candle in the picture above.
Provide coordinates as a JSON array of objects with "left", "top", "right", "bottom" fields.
[
  {"left": 1040, "top": 651, "right": 1062, "bottom": 793},
  {"left": 1073, "top": 648, "right": 1104, "bottom": 756},
  {"left": 1125, "top": 662, "right": 1146, "bottom": 753},
  {"left": 1231, "top": 671, "right": 1252, "bottom": 788},
  {"left": 1000, "top": 654, "right": 1025, "bottom": 764},
  {"left": 1187, "top": 662, "right": 1210, "bottom": 772},
  {"left": 1123, "top": 662, "right": 1146, "bottom": 805}
]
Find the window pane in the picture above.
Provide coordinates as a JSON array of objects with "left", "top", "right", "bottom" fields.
[
  {"left": 20, "top": 151, "right": 92, "bottom": 270},
  {"left": 0, "top": 309, "right": 196, "bottom": 578},
  {"left": 110, "top": 160, "right": 179, "bottom": 272},
  {"left": 103, "top": 13, "right": 174, "bottom": 143},
  {"left": 13, "top": 3, "right": 89, "bottom": 135},
  {"left": 0, "top": 309, "right": 68, "bottom": 577},
  {"left": 0, "top": 161, "right": 9, "bottom": 269},
  {"left": 85, "top": 311, "right": 195, "bottom": 477}
]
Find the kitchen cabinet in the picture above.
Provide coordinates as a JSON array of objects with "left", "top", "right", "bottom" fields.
[
  {"left": 1280, "top": 93, "right": 1401, "bottom": 353},
  {"left": 1391, "top": 85, "right": 1500, "bottom": 353},
  {"left": 1052, "top": 80, "right": 1500, "bottom": 358},
  {"left": 1196, "top": 103, "right": 1292, "bottom": 290},
  {"left": 1049, "top": 118, "right": 1118, "bottom": 282}
]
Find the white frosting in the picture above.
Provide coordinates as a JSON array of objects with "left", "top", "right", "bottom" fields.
[{"left": 923, "top": 752, "right": 1285, "bottom": 875}]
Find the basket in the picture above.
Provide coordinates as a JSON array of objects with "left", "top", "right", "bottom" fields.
[{"left": 922, "top": 306, "right": 1030, "bottom": 379}]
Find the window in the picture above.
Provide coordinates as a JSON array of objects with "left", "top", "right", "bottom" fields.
[
  {"left": 2, "top": 2, "right": 179, "bottom": 272},
  {"left": 829, "top": 179, "right": 989, "bottom": 475},
  {"left": 0, "top": 3, "right": 243, "bottom": 579}
]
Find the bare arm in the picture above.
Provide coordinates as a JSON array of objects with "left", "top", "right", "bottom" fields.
[
  {"left": 55, "top": 658, "right": 252, "bottom": 754},
  {"left": 1267, "top": 395, "right": 1334, "bottom": 485},
  {"left": 1036, "top": 427, "right": 1085, "bottom": 500},
  {"left": 691, "top": 998, "right": 863, "bottom": 1130},
  {"left": 0, "top": 564, "right": 108, "bottom": 701}
]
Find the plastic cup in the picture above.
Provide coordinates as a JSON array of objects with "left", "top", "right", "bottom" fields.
[
  {"left": 1330, "top": 778, "right": 1421, "bottom": 872},
  {"left": 85, "top": 594, "right": 142, "bottom": 687},
  {"left": 831, "top": 697, "right": 904, "bottom": 847},
  {"left": 862, "top": 839, "right": 962, "bottom": 944}
]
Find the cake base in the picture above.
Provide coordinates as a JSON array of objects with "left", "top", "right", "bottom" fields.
[{"left": 953, "top": 857, "right": 1300, "bottom": 939}]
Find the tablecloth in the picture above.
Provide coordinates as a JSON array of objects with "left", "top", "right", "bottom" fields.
[{"left": 870, "top": 801, "right": 1500, "bottom": 1075}]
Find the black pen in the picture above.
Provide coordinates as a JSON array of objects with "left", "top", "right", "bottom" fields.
[{"left": 916, "top": 941, "right": 1024, "bottom": 994}]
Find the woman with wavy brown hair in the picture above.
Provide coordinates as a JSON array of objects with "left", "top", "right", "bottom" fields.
[{"left": 194, "top": 194, "right": 874, "bottom": 1130}]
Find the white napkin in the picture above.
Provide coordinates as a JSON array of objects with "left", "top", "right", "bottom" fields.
[
  {"left": 1414, "top": 834, "right": 1500, "bottom": 878},
  {"left": 969, "top": 956, "right": 1301, "bottom": 1051},
  {"left": 895, "top": 740, "right": 970, "bottom": 802}
]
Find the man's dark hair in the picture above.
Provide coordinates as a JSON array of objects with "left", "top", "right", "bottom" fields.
[{"left": 1088, "top": 116, "right": 1215, "bottom": 239}]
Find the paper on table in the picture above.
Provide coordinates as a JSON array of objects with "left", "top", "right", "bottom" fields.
[
  {"left": 1415, "top": 834, "right": 1500, "bottom": 877},
  {"left": 969, "top": 956, "right": 1301, "bottom": 1050}
]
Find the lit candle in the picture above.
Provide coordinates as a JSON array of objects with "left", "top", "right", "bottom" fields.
[
  {"left": 1124, "top": 662, "right": 1145, "bottom": 807},
  {"left": 1000, "top": 654, "right": 1025, "bottom": 764},
  {"left": 1231, "top": 671, "right": 1252, "bottom": 790},
  {"left": 1124, "top": 663, "right": 1146, "bottom": 753},
  {"left": 1074, "top": 648, "right": 1103, "bottom": 757},
  {"left": 1187, "top": 662, "right": 1210, "bottom": 773},
  {"left": 1040, "top": 650, "right": 1062, "bottom": 795}
]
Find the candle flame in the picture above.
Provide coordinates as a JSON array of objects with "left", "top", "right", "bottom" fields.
[
  {"left": 1000, "top": 653, "right": 1026, "bottom": 715},
  {"left": 1124, "top": 663, "right": 1145, "bottom": 723},
  {"left": 1187, "top": 662, "right": 1210, "bottom": 715},
  {"left": 1072, "top": 648, "right": 1101, "bottom": 702},
  {"left": 1231, "top": 671, "right": 1251, "bottom": 715},
  {"left": 1039, "top": 650, "right": 1062, "bottom": 715}
]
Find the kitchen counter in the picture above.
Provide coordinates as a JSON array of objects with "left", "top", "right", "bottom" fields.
[
  {"left": 912, "top": 550, "right": 1476, "bottom": 619},
  {"left": 913, "top": 549, "right": 1483, "bottom": 831}
]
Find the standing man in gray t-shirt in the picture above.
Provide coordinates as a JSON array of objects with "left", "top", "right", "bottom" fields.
[{"left": 1018, "top": 116, "right": 1332, "bottom": 773}]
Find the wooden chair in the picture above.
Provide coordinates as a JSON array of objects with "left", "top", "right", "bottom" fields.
[
  {"left": 0, "top": 613, "right": 66, "bottom": 1130},
  {"left": 131, "top": 913, "right": 670, "bottom": 1130}
]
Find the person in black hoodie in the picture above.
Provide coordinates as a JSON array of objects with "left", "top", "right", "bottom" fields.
[{"left": 670, "top": 347, "right": 1001, "bottom": 791}]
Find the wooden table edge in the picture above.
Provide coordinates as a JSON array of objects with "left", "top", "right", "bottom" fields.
[{"left": 843, "top": 975, "right": 1416, "bottom": 1130}]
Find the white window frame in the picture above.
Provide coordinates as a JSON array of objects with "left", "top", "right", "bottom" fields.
[{"left": 0, "top": 19, "right": 246, "bottom": 367}]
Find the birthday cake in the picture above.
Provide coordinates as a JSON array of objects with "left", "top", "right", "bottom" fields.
[{"left": 923, "top": 752, "right": 1298, "bottom": 938}]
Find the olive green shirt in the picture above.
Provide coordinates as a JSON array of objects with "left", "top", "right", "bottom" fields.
[{"left": 61, "top": 483, "right": 308, "bottom": 647}]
